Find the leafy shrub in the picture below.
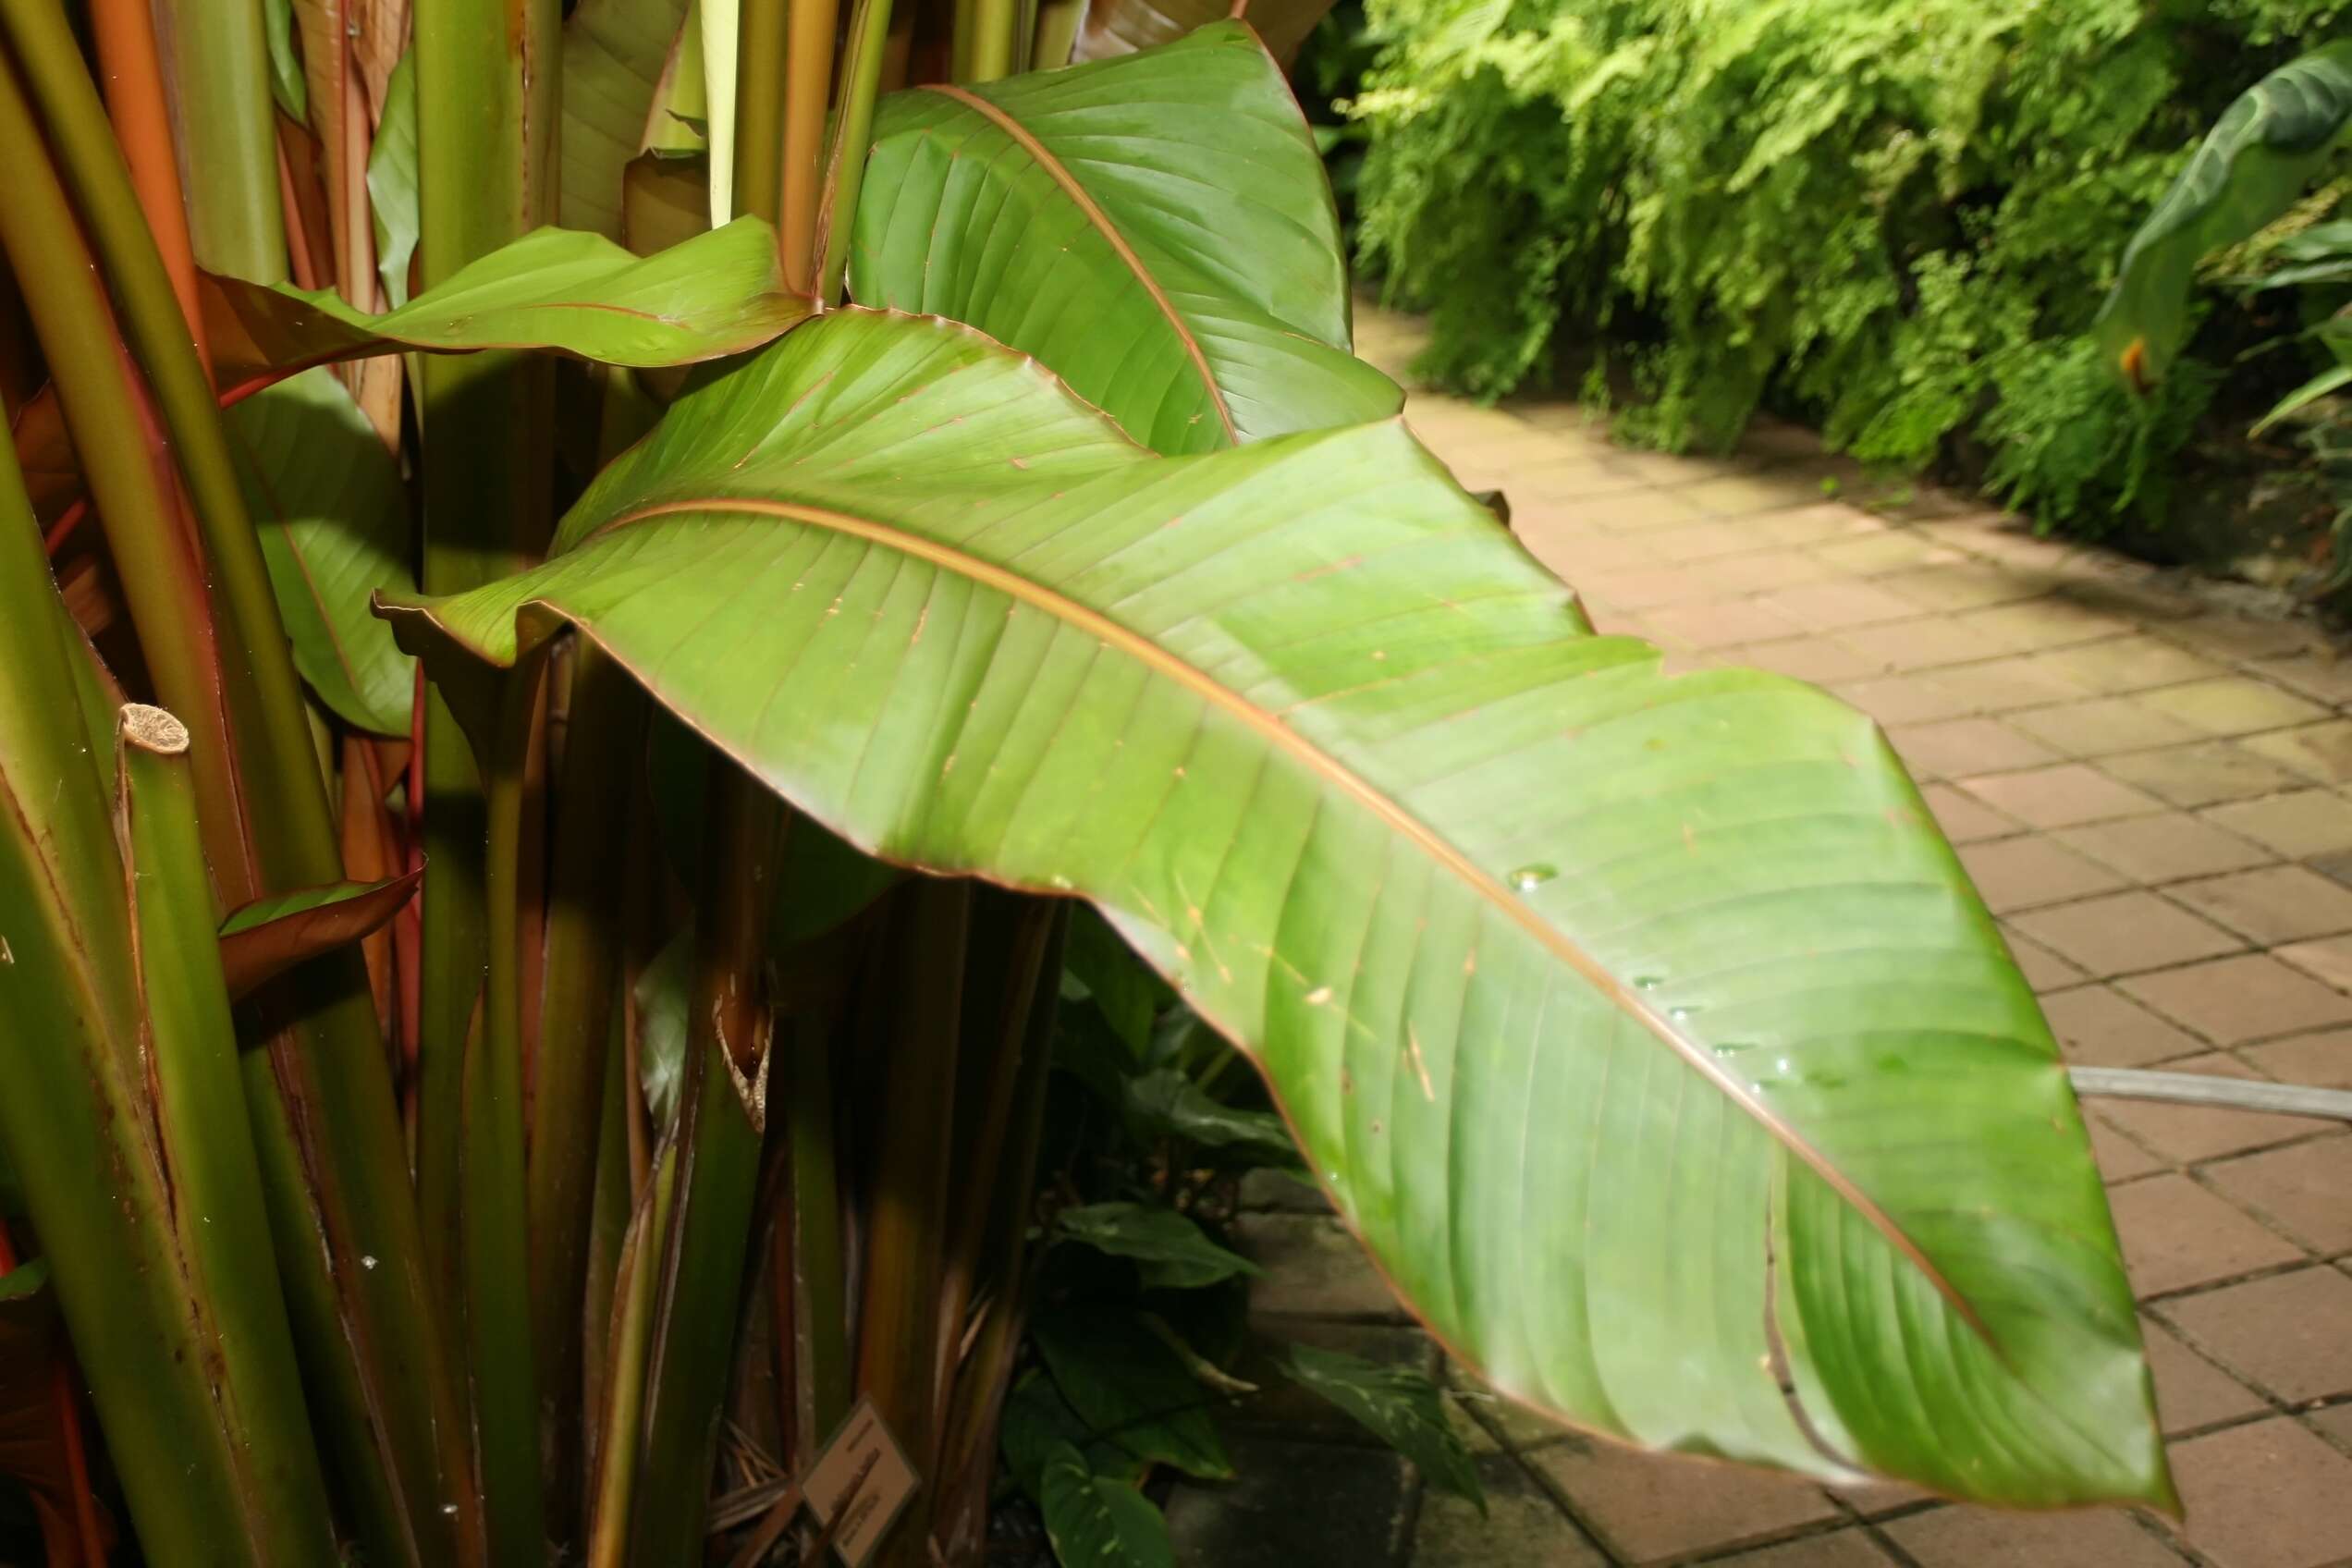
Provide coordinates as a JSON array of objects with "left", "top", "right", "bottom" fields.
[{"left": 1343, "top": 0, "right": 2347, "bottom": 532}]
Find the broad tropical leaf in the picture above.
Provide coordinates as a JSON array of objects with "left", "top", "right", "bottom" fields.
[
  {"left": 2098, "top": 41, "right": 2352, "bottom": 391},
  {"left": 1032, "top": 1310, "right": 1231, "bottom": 1479},
  {"left": 227, "top": 367, "right": 417, "bottom": 733},
  {"left": 848, "top": 23, "right": 1398, "bottom": 454},
  {"left": 217, "top": 871, "right": 424, "bottom": 1001},
  {"left": 560, "top": 0, "right": 695, "bottom": 239},
  {"left": 1057, "top": 1202, "right": 1261, "bottom": 1289},
  {"left": 366, "top": 52, "right": 420, "bottom": 307},
  {"left": 1036, "top": 1444, "right": 1174, "bottom": 1568},
  {"left": 1122, "top": 1070, "right": 1295, "bottom": 1159},
  {"left": 202, "top": 218, "right": 810, "bottom": 390},
  {"left": 383, "top": 309, "right": 2170, "bottom": 1508},
  {"left": 1275, "top": 1343, "right": 1480, "bottom": 1506},
  {"left": 1074, "top": 0, "right": 1333, "bottom": 67}
]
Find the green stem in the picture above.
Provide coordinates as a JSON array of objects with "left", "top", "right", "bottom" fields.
[
  {"left": 965, "top": 0, "right": 1019, "bottom": 82},
  {"left": 778, "top": 0, "right": 839, "bottom": 290},
  {"left": 855, "top": 877, "right": 972, "bottom": 1562},
  {"left": 0, "top": 410, "right": 267, "bottom": 1568},
  {"left": 626, "top": 767, "right": 783, "bottom": 1563},
  {"left": 467, "top": 661, "right": 551, "bottom": 1566},
  {"left": 162, "top": 0, "right": 287, "bottom": 278},
  {"left": 528, "top": 643, "right": 648, "bottom": 1550},
  {"left": 733, "top": 0, "right": 788, "bottom": 226},
  {"left": 815, "top": 0, "right": 897, "bottom": 302},
  {"left": 781, "top": 1010, "right": 851, "bottom": 1463},
  {"left": 114, "top": 705, "right": 340, "bottom": 1562},
  {"left": 585, "top": 1142, "right": 679, "bottom": 1568},
  {"left": 0, "top": 0, "right": 338, "bottom": 896}
]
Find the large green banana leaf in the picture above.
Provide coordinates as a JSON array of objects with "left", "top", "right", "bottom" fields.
[
  {"left": 202, "top": 217, "right": 809, "bottom": 391},
  {"left": 384, "top": 309, "right": 2170, "bottom": 1509},
  {"left": 559, "top": 0, "right": 694, "bottom": 240},
  {"left": 848, "top": 23, "right": 1398, "bottom": 455},
  {"left": 2097, "top": 40, "right": 2352, "bottom": 392}
]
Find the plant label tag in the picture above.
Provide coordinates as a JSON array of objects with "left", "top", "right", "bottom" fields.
[{"left": 804, "top": 1397, "right": 918, "bottom": 1565}]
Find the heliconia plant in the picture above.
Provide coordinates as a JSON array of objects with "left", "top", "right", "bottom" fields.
[{"left": 0, "top": 0, "right": 2178, "bottom": 1561}]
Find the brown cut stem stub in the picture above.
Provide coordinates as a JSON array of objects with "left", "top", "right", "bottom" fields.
[{"left": 118, "top": 703, "right": 190, "bottom": 755}]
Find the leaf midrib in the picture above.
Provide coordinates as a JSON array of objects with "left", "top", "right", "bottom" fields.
[
  {"left": 584, "top": 492, "right": 1986, "bottom": 1338},
  {"left": 916, "top": 83, "right": 1241, "bottom": 446}
]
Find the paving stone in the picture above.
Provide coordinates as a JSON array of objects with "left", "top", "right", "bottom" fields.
[
  {"left": 1839, "top": 616, "right": 2015, "bottom": 672},
  {"left": 1831, "top": 672, "right": 1974, "bottom": 726},
  {"left": 2202, "top": 1136, "right": 2352, "bottom": 1256},
  {"left": 1960, "top": 765, "right": 2166, "bottom": 829},
  {"left": 1705, "top": 1526, "right": 1905, "bottom": 1566},
  {"left": 2140, "top": 1315, "right": 2270, "bottom": 1435},
  {"left": 2092, "top": 1123, "right": 2169, "bottom": 1182},
  {"left": 2309, "top": 1402, "right": 2352, "bottom": 1449},
  {"left": 1999, "top": 928, "right": 2090, "bottom": 991},
  {"left": 2119, "top": 956, "right": 2352, "bottom": 1047},
  {"left": 1166, "top": 1436, "right": 1412, "bottom": 1568},
  {"left": 2051, "top": 815, "right": 2274, "bottom": 885},
  {"left": 2248, "top": 652, "right": 2352, "bottom": 707},
  {"left": 1578, "top": 490, "right": 1713, "bottom": 533},
  {"left": 2089, "top": 1054, "right": 2337, "bottom": 1164},
  {"left": 1411, "top": 1453, "right": 1606, "bottom": 1568},
  {"left": 1239, "top": 1170, "right": 1331, "bottom": 1214},
  {"left": 1724, "top": 634, "right": 1881, "bottom": 684},
  {"left": 1959, "top": 839, "right": 2126, "bottom": 914},
  {"left": 1443, "top": 1366, "right": 1579, "bottom": 1455},
  {"left": 1746, "top": 503, "right": 1877, "bottom": 545},
  {"left": 2035, "top": 635, "right": 2227, "bottom": 695},
  {"left": 2164, "top": 614, "right": 2324, "bottom": 663},
  {"left": 2167, "top": 1417, "right": 2352, "bottom": 1568},
  {"left": 2171, "top": 866, "right": 2352, "bottom": 945},
  {"left": 1754, "top": 580, "right": 1917, "bottom": 631},
  {"left": 2163, "top": 1268, "right": 2352, "bottom": 1403},
  {"left": 2008, "top": 696, "right": 2211, "bottom": 757},
  {"left": 1524, "top": 1443, "right": 1837, "bottom": 1564},
  {"left": 1682, "top": 472, "right": 1835, "bottom": 515},
  {"left": 1952, "top": 598, "right": 2121, "bottom": 653},
  {"left": 1882, "top": 1505, "right": 2191, "bottom": 1567},
  {"left": 1234, "top": 1214, "right": 1406, "bottom": 1321},
  {"left": 1917, "top": 782, "right": 2021, "bottom": 843},
  {"left": 1885, "top": 717, "right": 2060, "bottom": 780},
  {"left": 2103, "top": 741, "right": 2310, "bottom": 809},
  {"left": 2138, "top": 678, "right": 2333, "bottom": 739},
  {"left": 1877, "top": 560, "right": 2051, "bottom": 611},
  {"left": 2241, "top": 720, "right": 2352, "bottom": 786},
  {"left": 1928, "top": 654, "right": 2097, "bottom": 712},
  {"left": 2040, "top": 985, "right": 2206, "bottom": 1068},
  {"left": 2110, "top": 1174, "right": 2303, "bottom": 1296},
  {"left": 2275, "top": 935, "right": 2352, "bottom": 994},
  {"left": 2241, "top": 1028, "right": 2352, "bottom": 1090},
  {"left": 1810, "top": 532, "right": 1959, "bottom": 576},
  {"left": 1644, "top": 599, "right": 1810, "bottom": 652},
  {"left": 2009, "top": 892, "right": 2243, "bottom": 978},
  {"left": 1229, "top": 1322, "right": 1440, "bottom": 1443},
  {"left": 2205, "top": 790, "right": 2352, "bottom": 859}
]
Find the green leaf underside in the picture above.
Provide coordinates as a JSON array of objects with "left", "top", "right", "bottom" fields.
[
  {"left": 1038, "top": 1443, "right": 1175, "bottom": 1568},
  {"left": 1277, "top": 1343, "right": 1481, "bottom": 1508},
  {"left": 560, "top": 0, "right": 694, "bottom": 240},
  {"left": 227, "top": 367, "right": 418, "bottom": 734},
  {"left": 205, "top": 218, "right": 811, "bottom": 389},
  {"left": 2097, "top": 41, "right": 2352, "bottom": 388},
  {"left": 366, "top": 53, "right": 421, "bottom": 309},
  {"left": 1123, "top": 1069, "right": 1295, "bottom": 1158},
  {"left": 849, "top": 23, "right": 1399, "bottom": 456},
  {"left": 1058, "top": 1202, "right": 1260, "bottom": 1289},
  {"left": 385, "top": 309, "right": 2166, "bottom": 1508}
]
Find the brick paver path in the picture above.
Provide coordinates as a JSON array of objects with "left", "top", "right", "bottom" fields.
[{"left": 1169, "top": 308, "right": 2352, "bottom": 1567}]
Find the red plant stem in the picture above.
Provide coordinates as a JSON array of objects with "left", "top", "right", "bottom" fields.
[
  {"left": 0, "top": 1219, "right": 107, "bottom": 1568},
  {"left": 84, "top": 0, "right": 209, "bottom": 373}
]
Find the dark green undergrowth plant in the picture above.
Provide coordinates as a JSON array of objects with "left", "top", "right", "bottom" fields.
[{"left": 1342, "top": 0, "right": 2348, "bottom": 533}]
